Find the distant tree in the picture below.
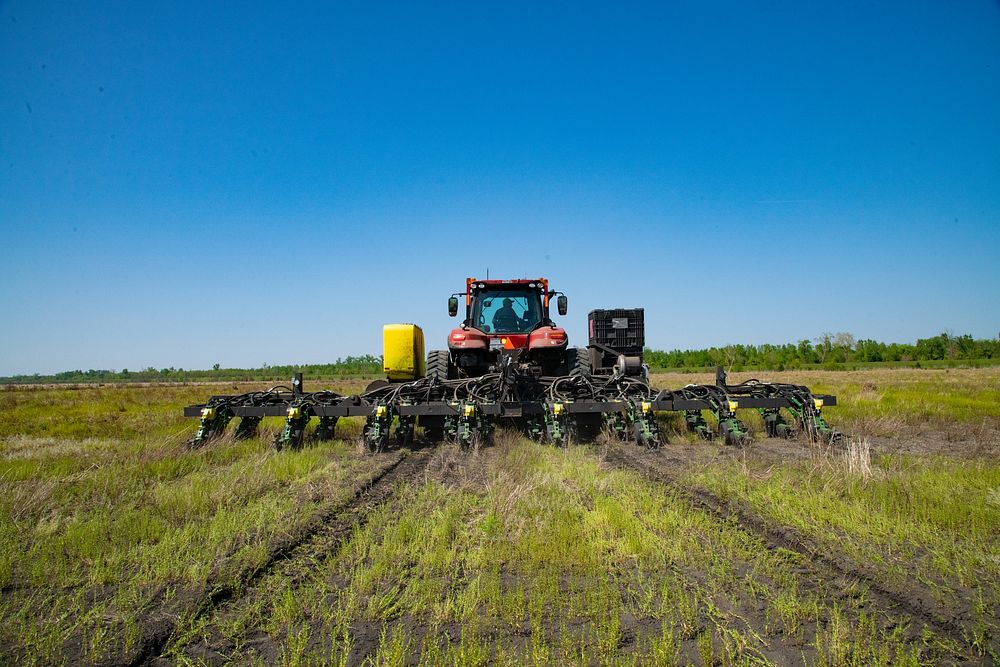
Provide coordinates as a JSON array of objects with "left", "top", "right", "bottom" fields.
[
  {"left": 796, "top": 339, "right": 815, "bottom": 364},
  {"left": 815, "top": 333, "right": 834, "bottom": 363},
  {"left": 834, "top": 332, "right": 855, "bottom": 349},
  {"left": 723, "top": 345, "right": 738, "bottom": 371}
]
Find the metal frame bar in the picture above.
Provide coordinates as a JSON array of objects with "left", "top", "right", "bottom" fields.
[{"left": 184, "top": 393, "right": 836, "bottom": 418}]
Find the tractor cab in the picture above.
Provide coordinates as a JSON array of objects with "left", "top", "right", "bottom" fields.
[{"left": 443, "top": 278, "right": 570, "bottom": 376}]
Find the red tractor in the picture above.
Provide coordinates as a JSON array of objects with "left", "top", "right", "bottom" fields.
[{"left": 427, "top": 278, "right": 591, "bottom": 380}]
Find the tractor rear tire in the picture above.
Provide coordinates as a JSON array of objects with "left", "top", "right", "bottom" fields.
[
  {"left": 566, "top": 347, "right": 592, "bottom": 379},
  {"left": 426, "top": 350, "right": 453, "bottom": 382}
]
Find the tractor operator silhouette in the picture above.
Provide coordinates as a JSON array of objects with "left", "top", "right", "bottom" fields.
[{"left": 492, "top": 298, "right": 521, "bottom": 332}]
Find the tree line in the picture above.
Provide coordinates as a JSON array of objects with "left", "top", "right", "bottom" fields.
[
  {"left": 3, "top": 333, "right": 998, "bottom": 384},
  {"left": 1, "top": 355, "right": 384, "bottom": 384},
  {"left": 643, "top": 332, "right": 1000, "bottom": 371}
]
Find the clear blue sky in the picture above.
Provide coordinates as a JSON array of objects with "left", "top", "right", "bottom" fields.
[{"left": 2, "top": 1, "right": 999, "bottom": 375}]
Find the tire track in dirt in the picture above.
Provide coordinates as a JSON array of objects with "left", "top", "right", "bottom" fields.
[
  {"left": 177, "top": 438, "right": 538, "bottom": 667},
  {"left": 155, "top": 445, "right": 438, "bottom": 666},
  {"left": 603, "top": 443, "right": 980, "bottom": 660},
  {"left": 90, "top": 445, "right": 436, "bottom": 667},
  {"left": 597, "top": 447, "right": 817, "bottom": 665}
]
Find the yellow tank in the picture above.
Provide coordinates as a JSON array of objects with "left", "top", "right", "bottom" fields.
[{"left": 382, "top": 324, "right": 426, "bottom": 381}]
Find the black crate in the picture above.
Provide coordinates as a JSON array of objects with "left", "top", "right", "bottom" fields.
[{"left": 588, "top": 308, "right": 644, "bottom": 355}]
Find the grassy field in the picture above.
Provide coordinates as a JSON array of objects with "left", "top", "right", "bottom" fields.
[{"left": 1, "top": 368, "right": 998, "bottom": 665}]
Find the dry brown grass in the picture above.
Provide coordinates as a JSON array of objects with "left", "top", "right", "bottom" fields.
[
  {"left": 842, "top": 437, "right": 874, "bottom": 479},
  {"left": 649, "top": 365, "right": 1000, "bottom": 390}
]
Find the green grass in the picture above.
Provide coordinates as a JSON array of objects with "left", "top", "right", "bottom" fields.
[
  {"left": 808, "top": 378, "right": 1000, "bottom": 428},
  {"left": 0, "top": 380, "right": 373, "bottom": 439},
  {"left": 169, "top": 438, "right": 938, "bottom": 665},
  {"left": 0, "top": 381, "right": 384, "bottom": 664},
  {"left": 3, "top": 369, "right": 997, "bottom": 664},
  {"left": 684, "top": 449, "right": 1000, "bottom": 657}
]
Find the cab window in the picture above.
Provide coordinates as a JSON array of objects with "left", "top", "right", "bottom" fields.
[{"left": 473, "top": 290, "right": 542, "bottom": 333}]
